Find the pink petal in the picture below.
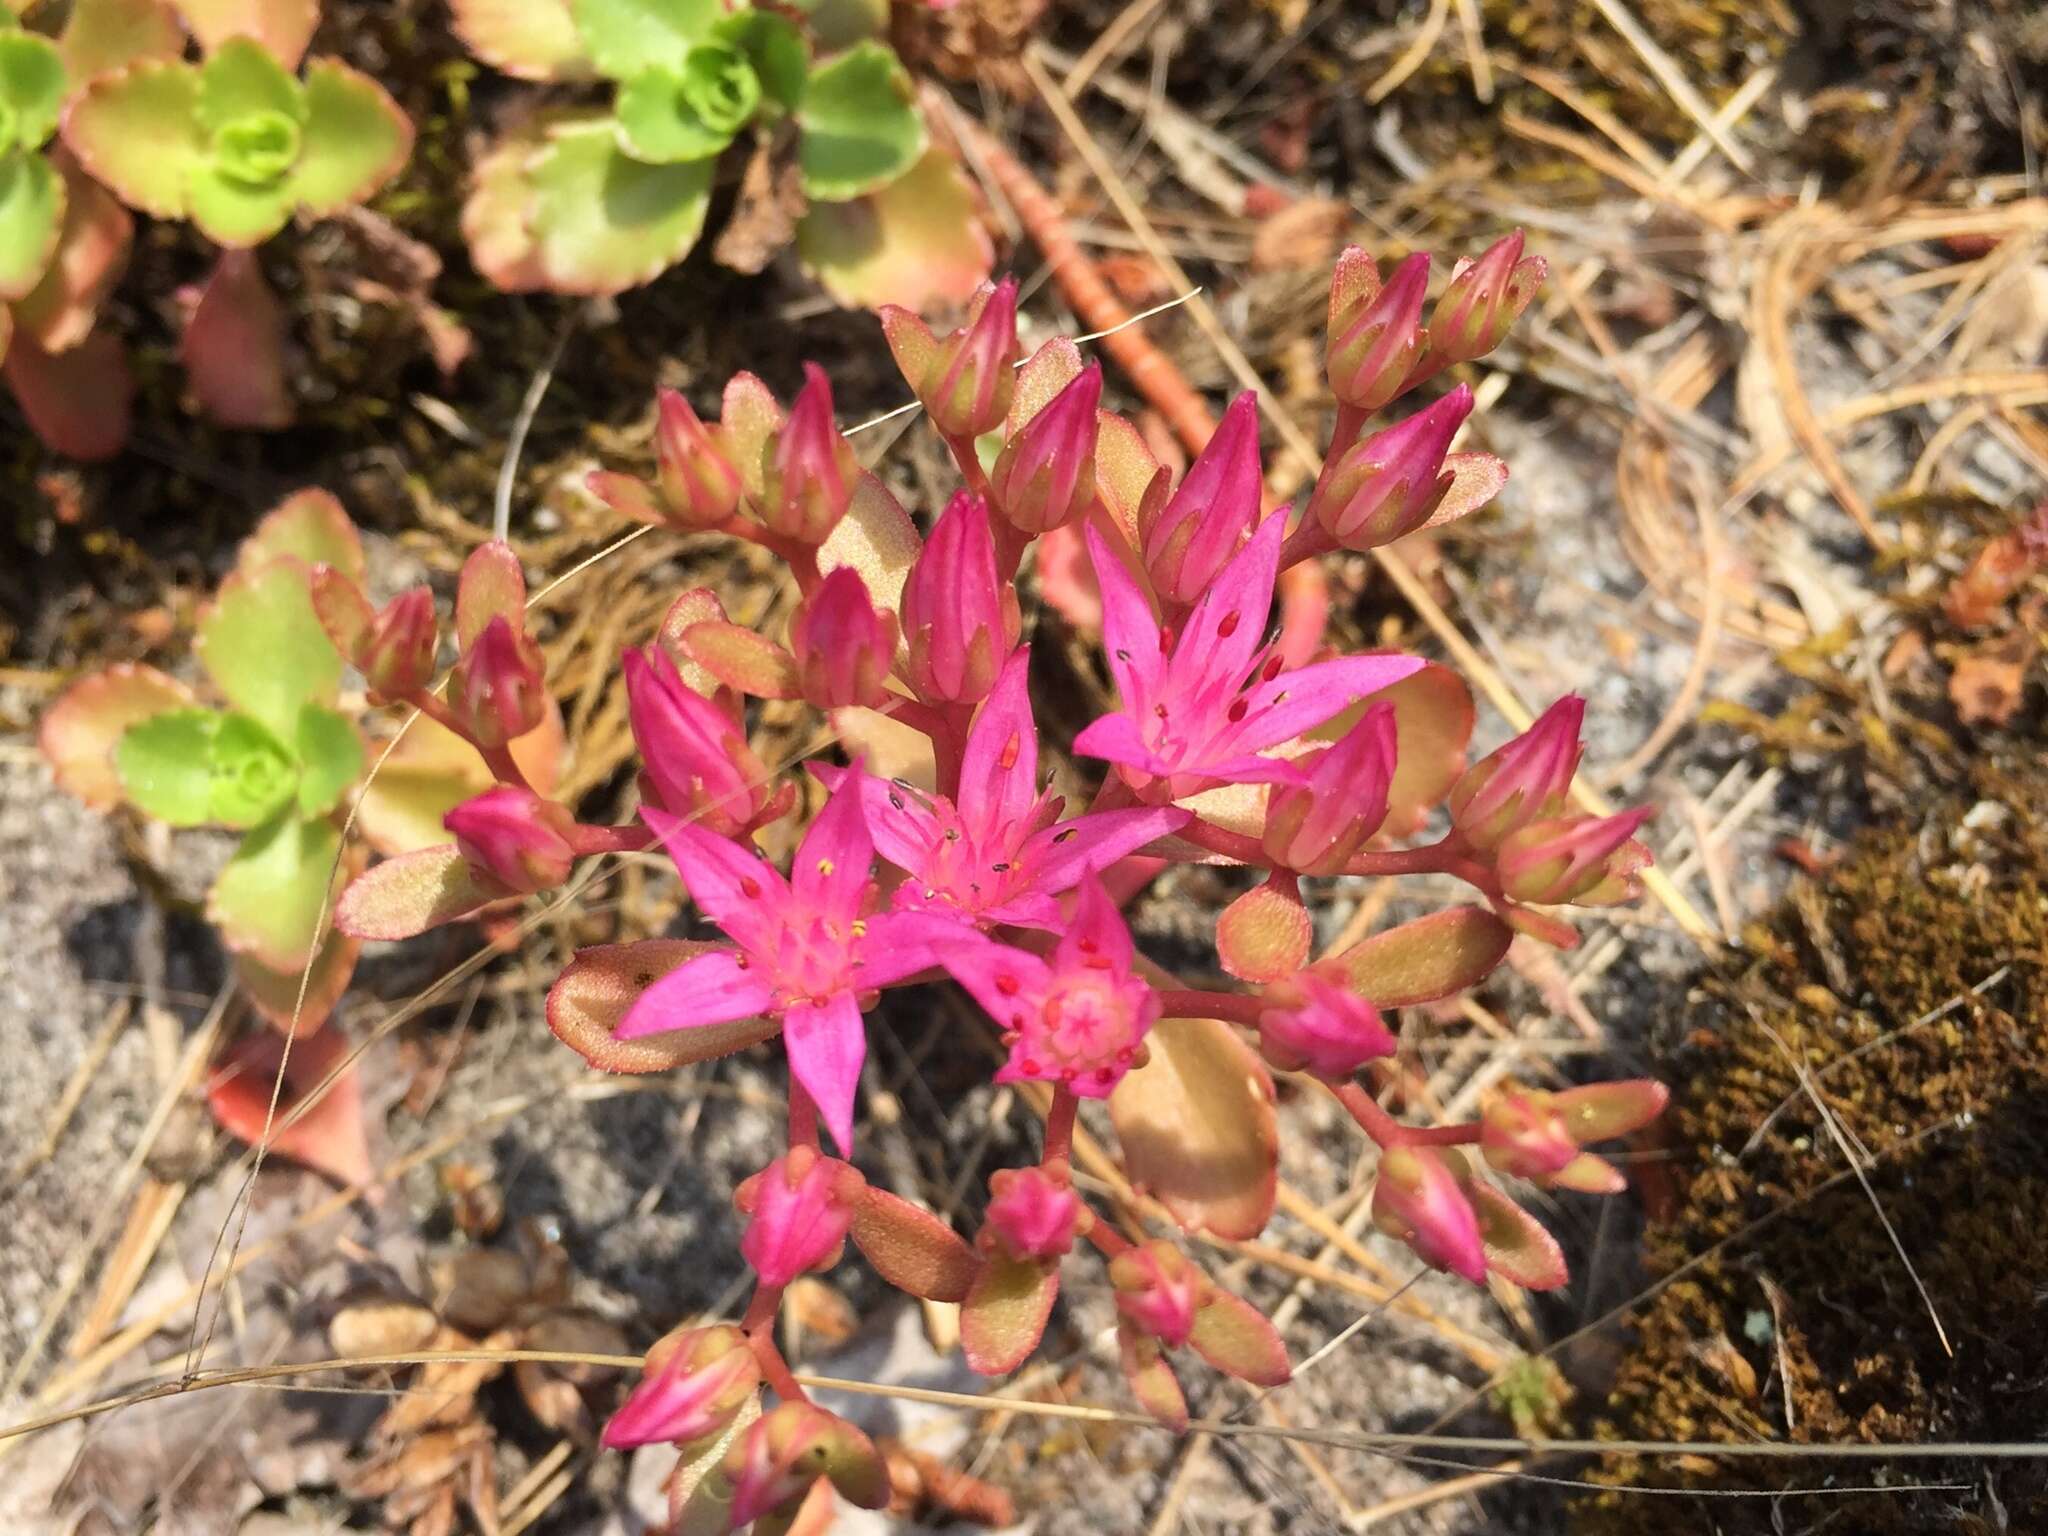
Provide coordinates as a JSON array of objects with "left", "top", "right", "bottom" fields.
[
  {"left": 1171, "top": 510, "right": 1286, "bottom": 696},
  {"left": 1071, "top": 712, "right": 1164, "bottom": 774},
  {"left": 791, "top": 780, "right": 876, "bottom": 923},
  {"left": 1055, "top": 876, "right": 1135, "bottom": 974},
  {"left": 1233, "top": 653, "right": 1426, "bottom": 753},
  {"left": 957, "top": 646, "right": 1040, "bottom": 845},
  {"left": 1017, "top": 806, "right": 1190, "bottom": 894},
  {"left": 932, "top": 933, "right": 1052, "bottom": 1030},
  {"left": 856, "top": 909, "right": 976, "bottom": 987},
  {"left": 825, "top": 766, "right": 942, "bottom": 881},
  {"left": 1084, "top": 523, "right": 1164, "bottom": 713},
  {"left": 615, "top": 949, "right": 778, "bottom": 1041},
  {"left": 783, "top": 994, "right": 866, "bottom": 1154},
  {"left": 641, "top": 806, "right": 785, "bottom": 953}
]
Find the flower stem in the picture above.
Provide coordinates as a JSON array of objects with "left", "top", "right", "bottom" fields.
[
  {"left": 787, "top": 1083, "right": 819, "bottom": 1150},
  {"left": 566, "top": 822, "right": 655, "bottom": 856},
  {"left": 1331, "top": 1079, "right": 1482, "bottom": 1149},
  {"left": 1156, "top": 988, "right": 1265, "bottom": 1027},
  {"left": 741, "top": 1287, "right": 808, "bottom": 1402},
  {"left": 1172, "top": 818, "right": 1268, "bottom": 865},
  {"left": 1043, "top": 1086, "right": 1078, "bottom": 1163}
]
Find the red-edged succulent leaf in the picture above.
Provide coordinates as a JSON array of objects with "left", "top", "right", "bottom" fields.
[
  {"left": 39, "top": 662, "right": 197, "bottom": 809},
  {"left": 1427, "top": 452, "right": 1508, "bottom": 529},
  {"left": 679, "top": 621, "right": 800, "bottom": 699},
  {"left": 1503, "top": 904, "right": 1580, "bottom": 949},
  {"left": 238, "top": 488, "right": 363, "bottom": 583},
  {"left": 181, "top": 247, "right": 293, "bottom": 428},
  {"left": 796, "top": 145, "right": 993, "bottom": 312},
  {"left": 177, "top": 0, "right": 319, "bottom": 69},
  {"left": 960, "top": 1250, "right": 1059, "bottom": 1376},
  {"left": 236, "top": 927, "right": 362, "bottom": 1037},
  {"left": 209, "top": 815, "right": 348, "bottom": 972},
  {"left": 1110, "top": 1013, "right": 1278, "bottom": 1240},
  {"left": 1330, "top": 906, "right": 1511, "bottom": 1008},
  {"left": 1467, "top": 1180, "right": 1568, "bottom": 1291},
  {"left": 1370, "top": 662, "right": 1474, "bottom": 836},
  {"left": 1117, "top": 1325, "right": 1188, "bottom": 1431},
  {"left": 461, "top": 127, "right": 550, "bottom": 292},
  {"left": 1216, "top": 881, "right": 1311, "bottom": 984},
  {"left": 206, "top": 1024, "right": 371, "bottom": 1186},
  {"left": 847, "top": 1187, "right": 976, "bottom": 1302},
  {"left": 60, "top": 56, "right": 207, "bottom": 221},
  {"left": 447, "top": 0, "right": 590, "bottom": 79},
  {"left": 354, "top": 703, "right": 566, "bottom": 857},
  {"left": 1092, "top": 413, "right": 1168, "bottom": 552},
  {"left": 12, "top": 150, "right": 133, "bottom": 353},
  {"left": 58, "top": 0, "right": 186, "bottom": 83},
  {"left": 195, "top": 559, "right": 341, "bottom": 737},
  {"left": 1187, "top": 1288, "right": 1291, "bottom": 1386},
  {"left": 455, "top": 541, "right": 527, "bottom": 649},
  {"left": 1552, "top": 1079, "right": 1669, "bottom": 1142},
  {"left": 817, "top": 471, "right": 921, "bottom": 615},
  {"left": 547, "top": 938, "right": 779, "bottom": 1073},
  {"left": 526, "top": 117, "right": 714, "bottom": 295},
  {"left": 0, "top": 146, "right": 66, "bottom": 304},
  {"left": 293, "top": 58, "right": 414, "bottom": 217},
  {"left": 334, "top": 845, "right": 506, "bottom": 941},
  {"left": 3, "top": 328, "right": 133, "bottom": 458},
  {"left": 1006, "top": 338, "right": 1084, "bottom": 438},
  {"left": 655, "top": 587, "right": 730, "bottom": 695}
]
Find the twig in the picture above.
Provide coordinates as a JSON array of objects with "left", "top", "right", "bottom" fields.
[
  {"left": 493, "top": 307, "right": 580, "bottom": 544},
  {"left": 1586, "top": 0, "right": 1755, "bottom": 174}
]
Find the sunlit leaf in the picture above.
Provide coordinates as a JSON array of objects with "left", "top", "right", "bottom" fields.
[
  {"left": 1110, "top": 1014, "right": 1277, "bottom": 1240},
  {"left": 196, "top": 558, "right": 341, "bottom": 737},
  {"left": 39, "top": 662, "right": 197, "bottom": 809},
  {"left": 526, "top": 118, "right": 714, "bottom": 295},
  {"left": 797, "top": 144, "right": 992, "bottom": 311},
  {"left": 1187, "top": 1289, "right": 1291, "bottom": 1386},
  {"left": 816, "top": 470, "right": 920, "bottom": 612},
  {"left": 447, "top": 0, "right": 590, "bottom": 80},
  {"left": 56, "top": 0, "right": 184, "bottom": 85},
  {"left": 461, "top": 126, "right": 550, "bottom": 292},
  {"left": 1216, "top": 881, "right": 1310, "bottom": 983},
  {"left": 236, "top": 926, "right": 361, "bottom": 1036},
  {"left": 290, "top": 58, "right": 413, "bottom": 217},
  {"left": 847, "top": 1187, "right": 975, "bottom": 1302},
  {"left": 59, "top": 57, "right": 206, "bottom": 220},
  {"left": 0, "top": 30, "right": 68, "bottom": 152},
  {"left": 13, "top": 151, "right": 132, "bottom": 352},
  {"left": 209, "top": 813, "right": 345, "bottom": 971},
  {"left": 1329, "top": 905, "right": 1510, "bottom": 1007},
  {"left": 239, "top": 488, "right": 364, "bottom": 583},
  {"left": 294, "top": 703, "right": 363, "bottom": 817},
  {"left": 113, "top": 707, "right": 224, "bottom": 826},
  {"left": 796, "top": 40, "right": 923, "bottom": 203},
  {"left": 546, "top": 938, "right": 778, "bottom": 1073},
  {"left": 568, "top": 0, "right": 720, "bottom": 79},
  {"left": 960, "top": 1251, "right": 1057, "bottom": 1376},
  {"left": 1469, "top": 1180, "right": 1567, "bottom": 1291},
  {"left": 176, "top": 0, "right": 319, "bottom": 70},
  {"left": 206, "top": 1023, "right": 371, "bottom": 1186},
  {"left": 353, "top": 702, "right": 565, "bottom": 856},
  {"left": 206, "top": 710, "right": 301, "bottom": 826},
  {"left": 333, "top": 844, "right": 508, "bottom": 940},
  {"left": 0, "top": 150, "right": 65, "bottom": 301}
]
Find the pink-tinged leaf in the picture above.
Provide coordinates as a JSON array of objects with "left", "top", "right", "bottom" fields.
[
  {"left": 680, "top": 621, "right": 800, "bottom": 699},
  {"left": 796, "top": 144, "right": 993, "bottom": 312},
  {"left": 720, "top": 371, "right": 782, "bottom": 502},
  {"left": 446, "top": 0, "right": 590, "bottom": 79},
  {"left": 239, "top": 488, "right": 363, "bottom": 582},
  {"left": 1110, "top": 1013, "right": 1278, "bottom": 1240},
  {"left": 1316, "top": 662, "right": 1474, "bottom": 838},
  {"left": 847, "top": 1187, "right": 976, "bottom": 1302},
  {"left": 454, "top": 540, "right": 526, "bottom": 650},
  {"left": 1327, "top": 244, "right": 1381, "bottom": 338},
  {"left": 209, "top": 816, "right": 346, "bottom": 972},
  {"left": 960, "top": 1251, "right": 1058, "bottom": 1376},
  {"left": 334, "top": 845, "right": 504, "bottom": 941},
  {"left": 1006, "top": 337, "right": 1084, "bottom": 439},
  {"left": 206, "top": 1024, "right": 372, "bottom": 1186},
  {"left": 60, "top": 56, "right": 206, "bottom": 220},
  {"left": 817, "top": 471, "right": 920, "bottom": 614},
  {"left": 1468, "top": 1180, "right": 1568, "bottom": 1291},
  {"left": 12, "top": 151, "right": 133, "bottom": 353},
  {"left": 236, "top": 928, "right": 361, "bottom": 1038},
  {"left": 1504, "top": 903, "right": 1581, "bottom": 949},
  {"left": 461, "top": 128, "right": 549, "bottom": 292},
  {"left": 1550, "top": 1151, "right": 1626, "bottom": 1195},
  {"left": 292, "top": 59, "right": 415, "bottom": 217},
  {"left": 1427, "top": 452, "right": 1507, "bottom": 529},
  {"left": 58, "top": 0, "right": 185, "bottom": 82},
  {"left": 1187, "top": 1289, "right": 1291, "bottom": 1386},
  {"left": 527, "top": 118, "right": 713, "bottom": 296},
  {"left": 1035, "top": 519, "right": 1099, "bottom": 633},
  {"left": 3, "top": 329, "right": 133, "bottom": 458},
  {"left": 181, "top": 247, "right": 294, "bottom": 429},
  {"left": 1330, "top": 906, "right": 1510, "bottom": 1008},
  {"left": 1092, "top": 412, "right": 1167, "bottom": 551},
  {"left": 177, "top": 0, "right": 318, "bottom": 68},
  {"left": 1216, "top": 881, "right": 1310, "bottom": 983},
  {"left": 1552, "top": 1079, "right": 1669, "bottom": 1142},
  {"left": 1118, "top": 1326, "right": 1187, "bottom": 1431},
  {"left": 354, "top": 703, "right": 565, "bottom": 856},
  {"left": 39, "top": 662, "right": 197, "bottom": 809},
  {"left": 655, "top": 588, "right": 730, "bottom": 695},
  {"left": 549, "top": 939, "right": 778, "bottom": 1074}
]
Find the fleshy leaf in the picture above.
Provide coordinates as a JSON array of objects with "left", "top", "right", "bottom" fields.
[
  {"left": 796, "top": 143, "right": 992, "bottom": 312},
  {"left": 59, "top": 57, "right": 207, "bottom": 220},
  {"left": 197, "top": 34, "right": 304, "bottom": 134},
  {"left": 290, "top": 59, "right": 413, "bottom": 217},
  {"left": 13, "top": 150, "right": 132, "bottom": 351},
  {"left": 1118, "top": 1326, "right": 1187, "bottom": 1431},
  {"left": 656, "top": 587, "right": 730, "bottom": 693},
  {"left": 176, "top": 0, "right": 319, "bottom": 70},
  {"left": 113, "top": 707, "right": 225, "bottom": 826},
  {"left": 526, "top": 118, "right": 714, "bottom": 295},
  {"left": 1187, "top": 1289, "right": 1291, "bottom": 1386},
  {"left": 1468, "top": 1180, "right": 1568, "bottom": 1291},
  {"left": 547, "top": 938, "right": 778, "bottom": 1073},
  {"left": 615, "top": 62, "right": 740, "bottom": 164},
  {"left": 1216, "top": 881, "right": 1310, "bottom": 983},
  {"left": 182, "top": 247, "right": 294, "bottom": 427},
  {"left": 1110, "top": 1013, "right": 1278, "bottom": 1240},
  {"left": 847, "top": 1187, "right": 976, "bottom": 1302},
  {"left": 196, "top": 559, "right": 341, "bottom": 737},
  {"left": 1091, "top": 412, "right": 1167, "bottom": 549},
  {"left": 668, "top": 1395, "right": 759, "bottom": 1536},
  {"left": 353, "top": 704, "right": 566, "bottom": 856},
  {"left": 461, "top": 126, "right": 549, "bottom": 291},
  {"left": 816, "top": 471, "right": 920, "bottom": 612},
  {"left": 236, "top": 926, "right": 360, "bottom": 1036},
  {"left": 39, "top": 662, "right": 196, "bottom": 809},
  {"left": 2, "top": 327, "right": 133, "bottom": 457},
  {"left": 205, "top": 710, "right": 301, "bottom": 827},
  {"left": 209, "top": 814, "right": 344, "bottom": 971},
  {"left": 56, "top": 0, "right": 185, "bottom": 84},
  {"left": 960, "top": 1251, "right": 1058, "bottom": 1376},
  {"left": 454, "top": 540, "right": 525, "bottom": 648},
  {"left": 206, "top": 1024, "right": 371, "bottom": 1186},
  {"left": 447, "top": 0, "right": 590, "bottom": 80},
  {"left": 569, "top": 0, "right": 720, "bottom": 79},
  {"left": 1331, "top": 906, "right": 1511, "bottom": 1008},
  {"left": 334, "top": 844, "right": 505, "bottom": 940},
  {"left": 1428, "top": 452, "right": 1508, "bottom": 529},
  {"left": 796, "top": 40, "right": 924, "bottom": 203},
  {"left": 679, "top": 620, "right": 799, "bottom": 699},
  {"left": 714, "top": 11, "right": 805, "bottom": 113},
  {"left": 294, "top": 703, "right": 363, "bottom": 817},
  {"left": 1358, "top": 662, "right": 1474, "bottom": 837},
  {"left": 0, "top": 30, "right": 68, "bottom": 152},
  {"left": 240, "top": 488, "right": 363, "bottom": 583},
  {"left": 0, "top": 150, "right": 65, "bottom": 301}
]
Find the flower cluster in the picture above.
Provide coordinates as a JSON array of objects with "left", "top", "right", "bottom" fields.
[{"left": 319, "top": 236, "right": 1666, "bottom": 1530}]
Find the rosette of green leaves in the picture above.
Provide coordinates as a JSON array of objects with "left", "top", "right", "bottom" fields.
[
  {"left": 0, "top": 20, "right": 70, "bottom": 300},
  {"left": 61, "top": 35, "right": 412, "bottom": 247}
]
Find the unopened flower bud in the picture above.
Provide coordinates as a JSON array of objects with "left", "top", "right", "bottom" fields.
[
  {"left": 1481, "top": 1080, "right": 1667, "bottom": 1193},
  {"left": 982, "top": 1165, "right": 1084, "bottom": 1262},
  {"left": 1429, "top": 231, "right": 1546, "bottom": 365},
  {"left": 448, "top": 615, "right": 546, "bottom": 750},
  {"left": 1446, "top": 696, "right": 1584, "bottom": 849},
  {"left": 758, "top": 364, "right": 856, "bottom": 545},
  {"left": 1308, "top": 386, "right": 1471, "bottom": 549},
  {"left": 991, "top": 361, "right": 1101, "bottom": 536},
  {"left": 1256, "top": 970, "right": 1396, "bottom": 1078},
  {"left": 902, "top": 491, "right": 1020, "bottom": 704},
  {"left": 733, "top": 1145, "right": 866, "bottom": 1288},
  {"left": 1495, "top": 807, "right": 1653, "bottom": 907},
  {"left": 724, "top": 1401, "right": 888, "bottom": 1528},
  {"left": 623, "top": 645, "right": 773, "bottom": 838},
  {"left": 1109, "top": 1239, "right": 1202, "bottom": 1347},
  {"left": 1261, "top": 703, "right": 1395, "bottom": 874},
  {"left": 1371, "top": 1146, "right": 1485, "bottom": 1284},
  {"left": 1328, "top": 250, "right": 1429, "bottom": 412},
  {"left": 1142, "top": 390, "right": 1262, "bottom": 606},
  {"left": 789, "top": 568, "right": 897, "bottom": 711},
  {"left": 1479, "top": 1088, "right": 1579, "bottom": 1183},
  {"left": 600, "top": 1324, "right": 759, "bottom": 1450},
  {"left": 922, "top": 277, "right": 1020, "bottom": 438},
  {"left": 656, "top": 388, "right": 744, "bottom": 528},
  {"left": 445, "top": 785, "right": 576, "bottom": 893},
  {"left": 312, "top": 569, "right": 440, "bottom": 702}
]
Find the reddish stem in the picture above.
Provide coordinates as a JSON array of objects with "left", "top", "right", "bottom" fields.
[
  {"left": 787, "top": 1082, "right": 820, "bottom": 1150},
  {"left": 1171, "top": 818, "right": 1268, "bottom": 866},
  {"left": 943, "top": 428, "right": 997, "bottom": 507},
  {"left": 1331, "top": 1079, "right": 1483, "bottom": 1150},
  {"left": 741, "top": 1287, "right": 809, "bottom": 1402},
  {"left": 1155, "top": 988, "right": 1265, "bottom": 1027},
  {"left": 1043, "top": 1086, "right": 1079, "bottom": 1164},
  {"left": 1082, "top": 1217, "right": 1132, "bottom": 1261},
  {"left": 1328, "top": 402, "right": 1371, "bottom": 461},
  {"left": 565, "top": 822, "right": 655, "bottom": 856}
]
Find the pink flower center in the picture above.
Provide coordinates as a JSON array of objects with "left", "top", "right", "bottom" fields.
[{"left": 1025, "top": 973, "right": 1143, "bottom": 1086}]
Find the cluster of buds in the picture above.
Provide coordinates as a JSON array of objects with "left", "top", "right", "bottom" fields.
[{"left": 1108, "top": 1238, "right": 1290, "bottom": 1431}]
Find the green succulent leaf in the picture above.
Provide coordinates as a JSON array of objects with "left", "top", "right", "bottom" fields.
[
  {"left": 570, "top": 0, "right": 721, "bottom": 80},
  {"left": 290, "top": 59, "right": 413, "bottom": 217},
  {"left": 710, "top": 10, "right": 805, "bottom": 113},
  {"left": 797, "top": 144, "right": 994, "bottom": 311},
  {"left": 614, "top": 58, "right": 741, "bottom": 164},
  {"left": 196, "top": 560, "right": 342, "bottom": 739},
  {"left": 0, "top": 29, "right": 66, "bottom": 153},
  {"left": 797, "top": 40, "right": 924, "bottom": 203},
  {"left": 238, "top": 488, "right": 365, "bottom": 584},
  {"left": 115, "top": 708, "right": 226, "bottom": 827},
  {"left": 207, "top": 710, "right": 301, "bottom": 827},
  {"left": 526, "top": 117, "right": 713, "bottom": 294},
  {"left": 56, "top": 56, "right": 206, "bottom": 220},
  {"left": 293, "top": 702, "right": 362, "bottom": 818},
  {"left": 56, "top": 0, "right": 187, "bottom": 86},
  {"left": 198, "top": 36, "right": 306, "bottom": 141},
  {"left": 446, "top": 0, "right": 590, "bottom": 81},
  {"left": 0, "top": 149, "right": 63, "bottom": 301},
  {"left": 209, "top": 812, "right": 343, "bottom": 971}
]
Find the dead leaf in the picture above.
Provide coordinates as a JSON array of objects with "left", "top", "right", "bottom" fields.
[
  {"left": 1250, "top": 198, "right": 1352, "bottom": 273},
  {"left": 1948, "top": 650, "right": 2027, "bottom": 726},
  {"left": 713, "top": 140, "right": 806, "bottom": 276}
]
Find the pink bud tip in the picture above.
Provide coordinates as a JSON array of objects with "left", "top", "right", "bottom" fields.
[
  {"left": 448, "top": 615, "right": 546, "bottom": 750},
  {"left": 623, "top": 645, "right": 773, "bottom": 838},
  {"left": 600, "top": 1324, "right": 759, "bottom": 1450},
  {"left": 1109, "top": 1240, "right": 1203, "bottom": 1347},
  {"left": 1256, "top": 970, "right": 1397, "bottom": 1079},
  {"left": 762, "top": 363, "right": 857, "bottom": 545},
  {"left": 991, "top": 361, "right": 1102, "bottom": 536},
  {"left": 1142, "top": 390, "right": 1263, "bottom": 606},
  {"left": 1447, "top": 695, "right": 1585, "bottom": 848},
  {"left": 902, "top": 491, "right": 1021, "bottom": 705},
  {"left": 1328, "top": 250, "right": 1430, "bottom": 412},
  {"left": 1495, "top": 806, "right": 1654, "bottom": 907},
  {"left": 1430, "top": 231, "right": 1546, "bottom": 365},
  {"left": 983, "top": 1165, "right": 1084, "bottom": 1262},
  {"left": 1308, "top": 385, "right": 1473, "bottom": 550},
  {"left": 653, "top": 389, "right": 744, "bottom": 530},
  {"left": 1479, "top": 1088, "right": 1580, "bottom": 1182},
  {"left": 1261, "top": 702, "right": 1397, "bottom": 874},
  {"left": 445, "top": 785, "right": 576, "bottom": 895},
  {"left": 733, "top": 1145, "right": 867, "bottom": 1288},
  {"left": 924, "top": 276, "right": 1021, "bottom": 438},
  {"left": 359, "top": 587, "right": 439, "bottom": 701},
  {"left": 790, "top": 567, "right": 898, "bottom": 711},
  {"left": 1372, "top": 1146, "right": 1487, "bottom": 1285}
]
